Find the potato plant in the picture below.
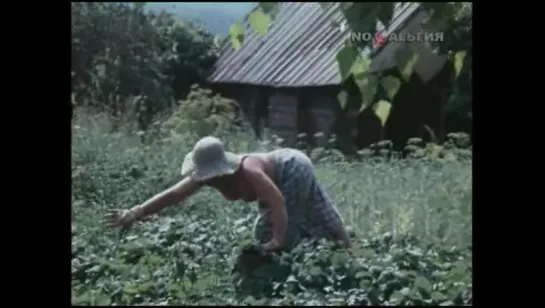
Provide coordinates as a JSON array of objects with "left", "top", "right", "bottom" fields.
[{"left": 72, "top": 111, "right": 472, "bottom": 306}]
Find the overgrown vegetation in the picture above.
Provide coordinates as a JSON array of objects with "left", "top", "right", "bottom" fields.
[
  {"left": 72, "top": 109, "right": 472, "bottom": 305},
  {"left": 72, "top": 2, "right": 471, "bottom": 305},
  {"left": 161, "top": 85, "right": 240, "bottom": 139}
]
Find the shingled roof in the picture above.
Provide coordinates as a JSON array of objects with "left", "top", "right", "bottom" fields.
[{"left": 207, "top": 2, "right": 422, "bottom": 87}]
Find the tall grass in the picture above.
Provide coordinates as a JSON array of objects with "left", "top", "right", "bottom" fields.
[{"left": 72, "top": 111, "right": 472, "bottom": 305}]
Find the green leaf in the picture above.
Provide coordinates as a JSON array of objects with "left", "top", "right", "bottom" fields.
[
  {"left": 380, "top": 76, "right": 401, "bottom": 101},
  {"left": 248, "top": 10, "right": 271, "bottom": 35},
  {"left": 310, "top": 266, "right": 322, "bottom": 276},
  {"left": 420, "top": 3, "right": 456, "bottom": 32},
  {"left": 355, "top": 270, "right": 371, "bottom": 279},
  {"left": 389, "top": 290, "right": 405, "bottom": 305},
  {"left": 360, "top": 248, "right": 375, "bottom": 258},
  {"left": 229, "top": 23, "right": 245, "bottom": 50},
  {"left": 337, "top": 90, "right": 349, "bottom": 110},
  {"left": 431, "top": 291, "right": 447, "bottom": 302},
  {"left": 331, "top": 252, "right": 349, "bottom": 267},
  {"left": 377, "top": 2, "right": 395, "bottom": 26},
  {"left": 258, "top": 2, "right": 278, "bottom": 14},
  {"left": 138, "top": 281, "right": 155, "bottom": 292},
  {"left": 286, "top": 274, "right": 298, "bottom": 283},
  {"left": 354, "top": 73, "right": 379, "bottom": 112},
  {"left": 352, "top": 55, "right": 372, "bottom": 76},
  {"left": 414, "top": 276, "right": 433, "bottom": 293},
  {"left": 395, "top": 47, "right": 420, "bottom": 81},
  {"left": 359, "top": 279, "right": 372, "bottom": 289},
  {"left": 336, "top": 45, "right": 359, "bottom": 82},
  {"left": 123, "top": 284, "right": 139, "bottom": 295},
  {"left": 373, "top": 100, "right": 392, "bottom": 126},
  {"left": 345, "top": 3, "right": 379, "bottom": 35},
  {"left": 419, "top": 3, "right": 446, "bottom": 13},
  {"left": 450, "top": 260, "right": 468, "bottom": 279},
  {"left": 453, "top": 51, "right": 467, "bottom": 79},
  {"left": 445, "top": 90, "right": 463, "bottom": 112},
  {"left": 95, "top": 294, "right": 111, "bottom": 306},
  {"left": 445, "top": 87, "right": 471, "bottom": 114},
  {"left": 147, "top": 254, "right": 162, "bottom": 265}
]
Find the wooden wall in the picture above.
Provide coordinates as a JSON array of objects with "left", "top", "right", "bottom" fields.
[
  {"left": 267, "top": 86, "right": 342, "bottom": 147},
  {"left": 210, "top": 66, "right": 454, "bottom": 152},
  {"left": 268, "top": 90, "right": 299, "bottom": 144}
]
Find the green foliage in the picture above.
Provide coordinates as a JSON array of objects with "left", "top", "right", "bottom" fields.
[
  {"left": 453, "top": 51, "right": 467, "bottom": 79},
  {"left": 336, "top": 45, "right": 360, "bottom": 82},
  {"left": 71, "top": 2, "right": 218, "bottom": 129},
  {"left": 259, "top": 236, "right": 471, "bottom": 305},
  {"left": 428, "top": 3, "right": 472, "bottom": 119},
  {"left": 403, "top": 133, "right": 472, "bottom": 161},
  {"left": 72, "top": 111, "right": 472, "bottom": 305},
  {"left": 337, "top": 90, "right": 349, "bottom": 110},
  {"left": 162, "top": 85, "right": 239, "bottom": 140},
  {"left": 248, "top": 9, "right": 271, "bottom": 35},
  {"left": 380, "top": 76, "right": 401, "bottom": 101},
  {"left": 395, "top": 47, "right": 421, "bottom": 82},
  {"left": 373, "top": 100, "right": 392, "bottom": 126},
  {"left": 229, "top": 23, "right": 245, "bottom": 50},
  {"left": 355, "top": 73, "right": 379, "bottom": 112},
  {"left": 425, "top": 2, "right": 472, "bottom": 53}
]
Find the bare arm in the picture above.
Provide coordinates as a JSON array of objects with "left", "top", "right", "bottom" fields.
[
  {"left": 243, "top": 159, "right": 288, "bottom": 249},
  {"left": 131, "top": 176, "right": 202, "bottom": 220}
]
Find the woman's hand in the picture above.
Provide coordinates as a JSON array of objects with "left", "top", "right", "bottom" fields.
[
  {"left": 103, "top": 208, "right": 138, "bottom": 229},
  {"left": 261, "top": 238, "right": 282, "bottom": 253}
]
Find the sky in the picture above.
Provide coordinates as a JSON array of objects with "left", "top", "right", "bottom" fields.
[{"left": 147, "top": 2, "right": 256, "bottom": 15}]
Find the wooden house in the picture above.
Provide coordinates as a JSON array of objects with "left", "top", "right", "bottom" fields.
[{"left": 207, "top": 2, "right": 454, "bottom": 150}]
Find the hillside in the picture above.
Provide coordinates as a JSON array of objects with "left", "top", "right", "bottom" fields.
[{"left": 146, "top": 2, "right": 255, "bottom": 36}]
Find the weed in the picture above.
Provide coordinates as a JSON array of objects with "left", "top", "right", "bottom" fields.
[{"left": 72, "top": 112, "right": 472, "bottom": 305}]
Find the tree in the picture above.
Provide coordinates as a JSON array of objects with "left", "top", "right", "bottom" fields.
[{"left": 71, "top": 2, "right": 219, "bottom": 129}]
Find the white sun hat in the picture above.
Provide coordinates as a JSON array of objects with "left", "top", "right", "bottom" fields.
[{"left": 181, "top": 136, "right": 242, "bottom": 182}]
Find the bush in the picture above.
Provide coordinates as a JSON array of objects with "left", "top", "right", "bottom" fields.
[
  {"left": 249, "top": 235, "right": 471, "bottom": 305},
  {"left": 71, "top": 2, "right": 218, "bottom": 129},
  {"left": 72, "top": 111, "right": 472, "bottom": 305},
  {"left": 161, "top": 84, "right": 240, "bottom": 140}
]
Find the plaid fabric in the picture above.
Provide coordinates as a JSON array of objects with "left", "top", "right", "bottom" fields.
[{"left": 253, "top": 149, "right": 346, "bottom": 249}]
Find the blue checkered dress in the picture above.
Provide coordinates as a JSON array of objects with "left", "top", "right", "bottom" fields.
[{"left": 253, "top": 149, "right": 346, "bottom": 249}]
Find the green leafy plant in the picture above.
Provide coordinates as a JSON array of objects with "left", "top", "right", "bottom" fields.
[
  {"left": 72, "top": 3, "right": 472, "bottom": 303},
  {"left": 72, "top": 110, "right": 472, "bottom": 305},
  {"left": 161, "top": 84, "right": 240, "bottom": 140}
]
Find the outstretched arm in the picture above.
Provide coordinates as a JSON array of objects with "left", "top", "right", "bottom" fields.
[{"left": 131, "top": 176, "right": 202, "bottom": 220}]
